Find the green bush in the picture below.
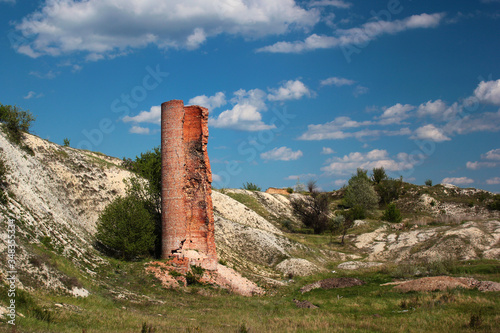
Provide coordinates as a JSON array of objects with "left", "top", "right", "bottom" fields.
[
  {"left": 0, "top": 103, "right": 36, "bottom": 145},
  {"left": 242, "top": 182, "right": 261, "bottom": 191},
  {"left": 382, "top": 203, "right": 403, "bottom": 223},
  {"left": 286, "top": 187, "right": 293, "bottom": 194},
  {"left": 425, "top": 179, "right": 433, "bottom": 186},
  {"left": 487, "top": 194, "right": 500, "bottom": 211},
  {"left": 95, "top": 195, "right": 156, "bottom": 259},
  {"left": 63, "top": 138, "right": 70, "bottom": 147}
]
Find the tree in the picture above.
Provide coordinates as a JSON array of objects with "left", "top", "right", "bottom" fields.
[
  {"left": 95, "top": 195, "right": 156, "bottom": 259},
  {"left": 63, "top": 138, "right": 70, "bottom": 147},
  {"left": 343, "top": 168, "right": 379, "bottom": 211},
  {"left": 242, "top": 182, "right": 261, "bottom": 191},
  {"left": 425, "top": 179, "right": 433, "bottom": 187},
  {"left": 382, "top": 203, "right": 403, "bottom": 223},
  {"left": 329, "top": 214, "right": 354, "bottom": 245},
  {"left": 307, "top": 179, "right": 318, "bottom": 193},
  {"left": 291, "top": 192, "right": 331, "bottom": 234},
  {"left": 371, "top": 167, "right": 388, "bottom": 184},
  {"left": 375, "top": 177, "right": 403, "bottom": 205}
]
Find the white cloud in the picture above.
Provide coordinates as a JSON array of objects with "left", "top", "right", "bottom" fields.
[
  {"left": 441, "top": 177, "right": 474, "bottom": 185},
  {"left": 299, "top": 116, "right": 372, "bottom": 140},
  {"left": 466, "top": 148, "right": 500, "bottom": 169},
  {"left": 466, "top": 161, "right": 497, "bottom": 170},
  {"left": 285, "top": 173, "right": 317, "bottom": 180},
  {"left": 309, "top": 0, "right": 352, "bottom": 9},
  {"left": 320, "top": 76, "right": 355, "bottom": 87},
  {"left": 23, "top": 91, "right": 44, "bottom": 99},
  {"left": 321, "top": 147, "right": 335, "bottom": 154},
  {"left": 334, "top": 179, "right": 347, "bottom": 187},
  {"left": 257, "top": 13, "right": 445, "bottom": 53},
  {"left": 443, "top": 109, "right": 500, "bottom": 135},
  {"left": 212, "top": 174, "right": 223, "bottom": 183},
  {"left": 411, "top": 124, "right": 451, "bottom": 142},
  {"left": 261, "top": 146, "right": 303, "bottom": 161},
  {"left": 188, "top": 92, "right": 226, "bottom": 110},
  {"left": 267, "top": 80, "right": 312, "bottom": 101},
  {"left": 209, "top": 88, "right": 275, "bottom": 131},
  {"left": 486, "top": 177, "right": 500, "bottom": 185},
  {"left": 379, "top": 103, "right": 414, "bottom": 125},
  {"left": 483, "top": 148, "right": 500, "bottom": 160},
  {"left": 417, "top": 99, "right": 447, "bottom": 118},
  {"left": 474, "top": 79, "right": 500, "bottom": 105},
  {"left": 129, "top": 126, "right": 150, "bottom": 135},
  {"left": 123, "top": 106, "right": 161, "bottom": 124},
  {"left": 15, "top": 0, "right": 319, "bottom": 58},
  {"left": 321, "top": 149, "right": 416, "bottom": 175}
]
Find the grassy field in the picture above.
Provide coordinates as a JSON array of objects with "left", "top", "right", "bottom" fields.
[{"left": 1, "top": 259, "right": 499, "bottom": 332}]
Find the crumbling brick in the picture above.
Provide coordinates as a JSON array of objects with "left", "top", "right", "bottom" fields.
[{"left": 161, "top": 100, "right": 217, "bottom": 270}]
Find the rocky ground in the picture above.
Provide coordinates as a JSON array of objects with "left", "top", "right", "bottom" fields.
[{"left": 0, "top": 128, "right": 499, "bottom": 299}]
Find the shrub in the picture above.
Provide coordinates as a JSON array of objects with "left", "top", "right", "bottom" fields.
[
  {"left": 0, "top": 155, "right": 7, "bottom": 205},
  {"left": 425, "top": 179, "right": 433, "bottom": 186},
  {"left": 242, "top": 182, "right": 261, "bottom": 191},
  {"left": 63, "top": 138, "right": 70, "bottom": 147},
  {"left": 291, "top": 192, "right": 330, "bottom": 234},
  {"left": 95, "top": 195, "right": 156, "bottom": 259},
  {"left": 286, "top": 187, "right": 293, "bottom": 194},
  {"left": 0, "top": 103, "right": 36, "bottom": 145},
  {"left": 307, "top": 179, "right": 318, "bottom": 193},
  {"left": 343, "top": 168, "right": 379, "bottom": 211},
  {"left": 487, "top": 194, "right": 500, "bottom": 211},
  {"left": 382, "top": 203, "right": 403, "bottom": 223}
]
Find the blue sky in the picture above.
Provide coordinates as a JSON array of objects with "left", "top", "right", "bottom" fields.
[{"left": 1, "top": 0, "right": 499, "bottom": 192}]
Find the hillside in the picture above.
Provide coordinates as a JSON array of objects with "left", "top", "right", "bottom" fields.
[{"left": 0, "top": 128, "right": 499, "bottom": 332}]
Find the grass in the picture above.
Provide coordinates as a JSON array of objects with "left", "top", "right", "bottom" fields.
[{"left": 2, "top": 260, "right": 499, "bottom": 332}]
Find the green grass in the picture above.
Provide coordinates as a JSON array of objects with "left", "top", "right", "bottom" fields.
[{"left": 2, "top": 260, "right": 499, "bottom": 332}]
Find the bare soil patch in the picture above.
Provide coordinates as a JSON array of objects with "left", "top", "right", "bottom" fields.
[
  {"left": 391, "top": 276, "right": 500, "bottom": 292},
  {"left": 300, "top": 277, "right": 365, "bottom": 293}
]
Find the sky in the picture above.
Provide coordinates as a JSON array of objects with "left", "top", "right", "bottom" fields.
[{"left": 0, "top": 0, "right": 499, "bottom": 192}]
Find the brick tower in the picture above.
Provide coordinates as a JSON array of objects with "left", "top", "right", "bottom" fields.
[{"left": 161, "top": 100, "right": 217, "bottom": 270}]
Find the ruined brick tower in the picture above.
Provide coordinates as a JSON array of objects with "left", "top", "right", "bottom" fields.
[{"left": 161, "top": 100, "right": 217, "bottom": 270}]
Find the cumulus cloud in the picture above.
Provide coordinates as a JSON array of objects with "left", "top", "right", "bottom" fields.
[
  {"left": 486, "top": 177, "right": 500, "bottom": 185},
  {"left": 379, "top": 103, "right": 415, "bottom": 125},
  {"left": 299, "top": 116, "right": 372, "bottom": 140},
  {"left": 443, "top": 109, "right": 500, "bottom": 135},
  {"left": 123, "top": 106, "right": 161, "bottom": 124},
  {"left": 483, "top": 148, "right": 500, "bottom": 160},
  {"left": 417, "top": 99, "right": 447, "bottom": 118},
  {"left": 320, "top": 76, "right": 355, "bottom": 87},
  {"left": 441, "top": 177, "right": 474, "bottom": 185},
  {"left": 209, "top": 88, "right": 275, "bottom": 131},
  {"left": 257, "top": 13, "right": 445, "bottom": 53},
  {"left": 321, "top": 149, "right": 416, "bottom": 175},
  {"left": 188, "top": 92, "right": 226, "bottom": 110},
  {"left": 14, "top": 0, "right": 319, "bottom": 59},
  {"left": 321, "top": 147, "right": 335, "bottom": 154},
  {"left": 261, "top": 146, "right": 303, "bottom": 161},
  {"left": 267, "top": 80, "right": 312, "bottom": 101},
  {"left": 334, "top": 179, "right": 347, "bottom": 187},
  {"left": 466, "top": 148, "right": 500, "bottom": 170},
  {"left": 29, "top": 70, "right": 58, "bottom": 79},
  {"left": 353, "top": 85, "right": 369, "bottom": 97},
  {"left": 411, "top": 124, "right": 451, "bottom": 142},
  {"left": 474, "top": 79, "right": 500, "bottom": 105},
  {"left": 129, "top": 126, "right": 150, "bottom": 135}
]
